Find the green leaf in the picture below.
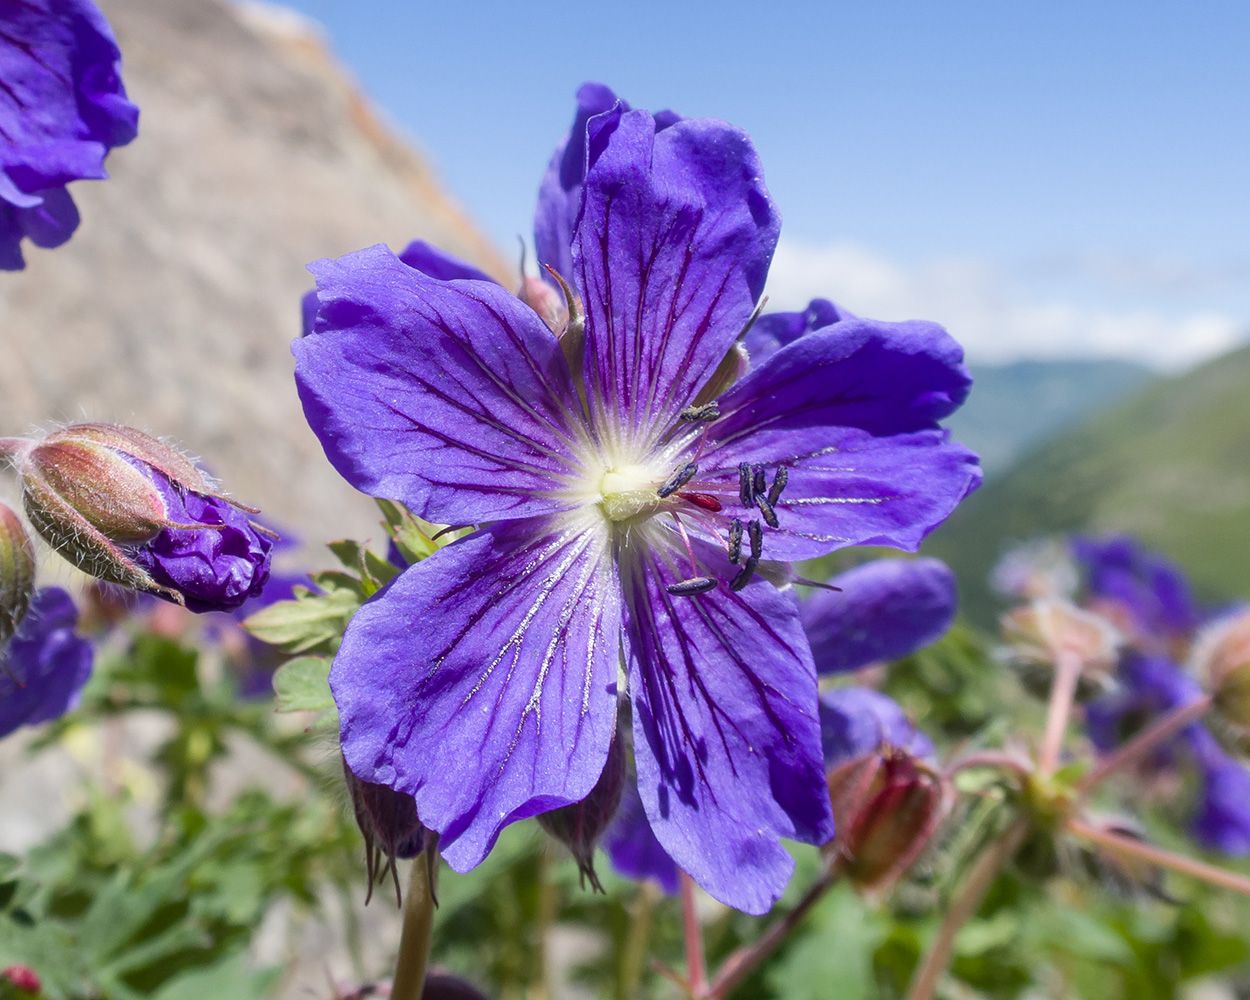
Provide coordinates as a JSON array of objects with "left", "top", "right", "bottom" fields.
[
  {"left": 149, "top": 953, "right": 281, "bottom": 1000},
  {"left": 768, "top": 884, "right": 888, "bottom": 1000},
  {"left": 242, "top": 589, "right": 360, "bottom": 655},
  {"left": 271, "top": 656, "right": 334, "bottom": 713},
  {"left": 377, "top": 498, "right": 464, "bottom": 564}
]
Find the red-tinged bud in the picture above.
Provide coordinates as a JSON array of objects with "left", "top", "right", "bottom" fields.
[
  {"left": 342, "top": 755, "right": 430, "bottom": 908},
  {"left": 1, "top": 965, "right": 41, "bottom": 994},
  {"left": 537, "top": 728, "right": 626, "bottom": 892},
  {"left": 823, "top": 750, "right": 945, "bottom": 893},
  {"left": 1193, "top": 608, "right": 1250, "bottom": 731},
  {"left": 1001, "top": 598, "right": 1121, "bottom": 698},
  {"left": 11, "top": 424, "right": 270, "bottom": 611},
  {"left": 0, "top": 501, "right": 35, "bottom": 648},
  {"left": 517, "top": 275, "right": 568, "bottom": 335}
]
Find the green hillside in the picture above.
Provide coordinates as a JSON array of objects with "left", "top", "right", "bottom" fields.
[{"left": 928, "top": 343, "right": 1250, "bottom": 626}]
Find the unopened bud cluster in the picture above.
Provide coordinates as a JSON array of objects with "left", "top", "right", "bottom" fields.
[{"left": 538, "top": 729, "right": 626, "bottom": 891}]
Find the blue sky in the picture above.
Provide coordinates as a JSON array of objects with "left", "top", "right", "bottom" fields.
[{"left": 263, "top": 0, "right": 1250, "bottom": 368}]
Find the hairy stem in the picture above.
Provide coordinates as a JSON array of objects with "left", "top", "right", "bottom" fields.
[
  {"left": 391, "top": 855, "right": 438, "bottom": 1000},
  {"left": 1067, "top": 817, "right": 1250, "bottom": 896},
  {"left": 707, "top": 870, "right": 838, "bottom": 999},
  {"left": 1077, "top": 696, "right": 1212, "bottom": 797},
  {"left": 1038, "top": 651, "right": 1081, "bottom": 777},
  {"left": 904, "top": 816, "right": 1031, "bottom": 1000},
  {"left": 680, "top": 871, "right": 708, "bottom": 998}
]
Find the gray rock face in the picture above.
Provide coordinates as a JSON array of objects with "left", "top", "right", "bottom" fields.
[{"left": 0, "top": 0, "right": 508, "bottom": 547}]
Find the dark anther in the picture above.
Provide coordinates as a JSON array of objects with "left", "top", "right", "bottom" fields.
[
  {"left": 727, "top": 518, "right": 743, "bottom": 564},
  {"left": 748, "top": 519, "right": 764, "bottom": 560},
  {"left": 738, "top": 462, "right": 753, "bottom": 507},
  {"left": 767, "top": 466, "right": 788, "bottom": 506},
  {"left": 730, "top": 557, "right": 759, "bottom": 592},
  {"left": 752, "top": 464, "right": 767, "bottom": 500},
  {"left": 667, "top": 576, "right": 718, "bottom": 596},
  {"left": 754, "top": 493, "right": 780, "bottom": 529},
  {"left": 657, "top": 462, "right": 698, "bottom": 498},
  {"left": 680, "top": 402, "right": 720, "bottom": 422}
]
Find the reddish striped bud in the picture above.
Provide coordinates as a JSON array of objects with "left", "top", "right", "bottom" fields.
[
  {"left": 1, "top": 965, "right": 41, "bottom": 994},
  {"left": 0, "top": 501, "right": 35, "bottom": 648}
]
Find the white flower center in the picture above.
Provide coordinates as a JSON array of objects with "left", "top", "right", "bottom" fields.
[{"left": 597, "top": 463, "right": 664, "bottom": 523}]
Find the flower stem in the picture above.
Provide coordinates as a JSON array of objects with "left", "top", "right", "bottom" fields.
[
  {"left": 618, "top": 882, "right": 660, "bottom": 1000},
  {"left": 904, "top": 816, "right": 1031, "bottom": 1000},
  {"left": 1066, "top": 817, "right": 1250, "bottom": 896},
  {"left": 391, "top": 855, "right": 438, "bottom": 1000},
  {"left": 946, "top": 750, "right": 1032, "bottom": 781},
  {"left": 680, "top": 871, "right": 708, "bottom": 998},
  {"left": 1038, "top": 651, "right": 1081, "bottom": 777},
  {"left": 706, "top": 870, "right": 838, "bottom": 999},
  {"left": 1076, "top": 696, "right": 1212, "bottom": 797}
]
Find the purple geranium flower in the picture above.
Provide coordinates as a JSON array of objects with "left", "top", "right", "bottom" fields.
[
  {"left": 1073, "top": 536, "right": 1200, "bottom": 648},
  {"left": 802, "top": 558, "right": 958, "bottom": 675},
  {"left": 1, "top": 587, "right": 93, "bottom": 738},
  {"left": 743, "top": 299, "right": 857, "bottom": 366},
  {"left": 0, "top": 0, "right": 138, "bottom": 269},
  {"left": 295, "top": 83, "right": 979, "bottom": 913}
]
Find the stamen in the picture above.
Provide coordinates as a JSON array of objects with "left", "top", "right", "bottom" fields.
[
  {"left": 748, "top": 519, "right": 763, "bottom": 560},
  {"left": 657, "top": 462, "right": 698, "bottom": 498},
  {"left": 738, "top": 462, "right": 753, "bottom": 507},
  {"left": 752, "top": 465, "right": 766, "bottom": 500},
  {"left": 730, "top": 557, "right": 758, "bottom": 592},
  {"left": 754, "top": 493, "right": 780, "bottom": 529},
  {"left": 680, "top": 402, "right": 720, "bottom": 422},
  {"left": 727, "top": 518, "right": 743, "bottom": 564},
  {"left": 666, "top": 576, "right": 717, "bottom": 596},
  {"left": 767, "top": 466, "right": 788, "bottom": 505},
  {"left": 678, "top": 491, "right": 723, "bottom": 513}
]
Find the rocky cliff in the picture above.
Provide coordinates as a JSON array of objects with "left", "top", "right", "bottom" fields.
[{"left": 0, "top": 0, "right": 508, "bottom": 548}]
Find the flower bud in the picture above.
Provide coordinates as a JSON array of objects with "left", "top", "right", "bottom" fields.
[
  {"left": 824, "top": 749, "right": 945, "bottom": 893},
  {"left": 1, "top": 965, "right": 41, "bottom": 995},
  {"left": 1001, "top": 598, "right": 1120, "bottom": 698},
  {"left": 517, "top": 275, "right": 568, "bottom": 335},
  {"left": 1192, "top": 608, "right": 1250, "bottom": 731},
  {"left": 537, "top": 728, "right": 626, "bottom": 891},
  {"left": 13, "top": 423, "right": 272, "bottom": 613},
  {"left": 422, "top": 972, "right": 493, "bottom": 1000},
  {"left": 0, "top": 501, "right": 35, "bottom": 648},
  {"left": 342, "top": 754, "right": 429, "bottom": 907}
]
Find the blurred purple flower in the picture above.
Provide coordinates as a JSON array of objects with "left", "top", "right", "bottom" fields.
[
  {"left": 1086, "top": 651, "right": 1250, "bottom": 854},
  {"left": 295, "top": 82, "right": 978, "bottom": 913},
  {"left": 1, "top": 587, "right": 92, "bottom": 738},
  {"left": 819, "top": 686, "right": 935, "bottom": 767},
  {"left": 1073, "top": 536, "right": 1200, "bottom": 647},
  {"left": 603, "top": 776, "right": 680, "bottom": 895},
  {"left": 801, "top": 558, "right": 958, "bottom": 675},
  {"left": 0, "top": 0, "right": 138, "bottom": 269}
]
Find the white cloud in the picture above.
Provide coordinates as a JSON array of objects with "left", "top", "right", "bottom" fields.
[{"left": 764, "top": 239, "right": 1246, "bottom": 371}]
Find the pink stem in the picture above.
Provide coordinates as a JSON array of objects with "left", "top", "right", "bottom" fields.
[
  {"left": 945, "top": 750, "right": 1033, "bottom": 781},
  {"left": 1077, "top": 695, "right": 1212, "bottom": 797},
  {"left": 1067, "top": 817, "right": 1250, "bottom": 897},
  {"left": 1038, "top": 650, "right": 1081, "bottom": 777},
  {"left": 680, "top": 871, "right": 708, "bottom": 998}
]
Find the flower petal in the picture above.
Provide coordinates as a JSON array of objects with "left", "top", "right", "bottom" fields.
[
  {"left": 819, "top": 686, "right": 935, "bottom": 767},
  {"left": 621, "top": 536, "right": 833, "bottom": 914},
  {"left": 744, "top": 298, "right": 855, "bottom": 365},
  {"left": 1191, "top": 746, "right": 1250, "bottom": 854},
  {"left": 700, "top": 318, "right": 981, "bottom": 559},
  {"left": 294, "top": 244, "right": 588, "bottom": 524},
  {"left": 603, "top": 776, "right": 680, "bottom": 895},
  {"left": 801, "top": 558, "right": 958, "bottom": 674},
  {"left": 572, "top": 110, "right": 780, "bottom": 449},
  {"left": 1, "top": 588, "right": 93, "bottom": 738},
  {"left": 332, "top": 515, "right": 622, "bottom": 871},
  {"left": 535, "top": 82, "right": 626, "bottom": 284}
]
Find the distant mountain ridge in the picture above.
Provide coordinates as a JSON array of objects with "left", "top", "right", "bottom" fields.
[
  {"left": 928, "top": 343, "right": 1250, "bottom": 625},
  {"left": 947, "top": 359, "right": 1156, "bottom": 479}
]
